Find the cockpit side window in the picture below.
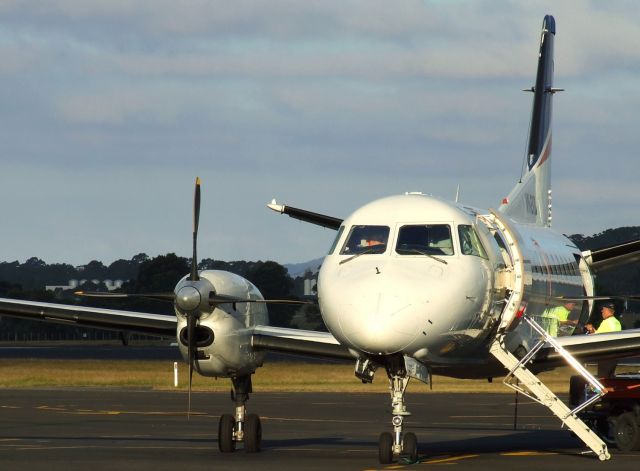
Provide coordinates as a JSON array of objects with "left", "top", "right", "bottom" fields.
[
  {"left": 340, "top": 225, "right": 389, "bottom": 255},
  {"left": 396, "top": 225, "right": 454, "bottom": 256},
  {"left": 458, "top": 225, "right": 488, "bottom": 259},
  {"left": 327, "top": 226, "right": 345, "bottom": 255}
]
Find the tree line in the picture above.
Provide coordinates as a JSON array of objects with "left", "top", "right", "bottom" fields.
[
  {"left": 568, "top": 226, "right": 640, "bottom": 317},
  {"left": 1, "top": 225, "right": 640, "bottom": 341},
  {"left": 0, "top": 254, "right": 324, "bottom": 342}
]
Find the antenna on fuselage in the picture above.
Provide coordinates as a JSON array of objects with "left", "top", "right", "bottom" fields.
[{"left": 455, "top": 185, "right": 460, "bottom": 203}]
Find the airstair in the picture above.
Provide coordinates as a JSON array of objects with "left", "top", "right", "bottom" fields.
[
  {"left": 490, "top": 315, "right": 610, "bottom": 461},
  {"left": 480, "top": 210, "right": 610, "bottom": 459}
]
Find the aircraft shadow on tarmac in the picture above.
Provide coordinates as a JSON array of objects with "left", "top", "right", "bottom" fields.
[
  {"left": 421, "top": 430, "right": 585, "bottom": 456},
  {"left": 261, "top": 428, "right": 626, "bottom": 460},
  {"left": 4, "top": 431, "right": 638, "bottom": 460}
]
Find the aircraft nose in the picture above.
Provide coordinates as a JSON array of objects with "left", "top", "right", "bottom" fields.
[{"left": 333, "top": 273, "right": 426, "bottom": 355}]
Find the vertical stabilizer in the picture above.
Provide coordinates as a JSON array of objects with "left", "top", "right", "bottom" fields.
[{"left": 499, "top": 15, "right": 561, "bottom": 226}]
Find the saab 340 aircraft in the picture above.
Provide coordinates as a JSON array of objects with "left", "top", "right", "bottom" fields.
[{"left": 2, "top": 15, "right": 640, "bottom": 464}]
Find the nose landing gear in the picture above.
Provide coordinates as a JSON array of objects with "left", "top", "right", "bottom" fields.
[
  {"left": 218, "top": 375, "right": 262, "bottom": 453},
  {"left": 378, "top": 356, "right": 419, "bottom": 464}
]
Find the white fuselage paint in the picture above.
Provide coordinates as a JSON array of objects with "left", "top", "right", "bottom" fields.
[
  {"left": 317, "top": 193, "right": 588, "bottom": 376},
  {"left": 179, "top": 195, "right": 589, "bottom": 380}
]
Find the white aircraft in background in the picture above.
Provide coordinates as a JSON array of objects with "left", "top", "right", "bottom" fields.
[{"left": 2, "top": 15, "right": 640, "bottom": 464}]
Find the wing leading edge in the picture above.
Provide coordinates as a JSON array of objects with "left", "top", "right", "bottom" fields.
[
  {"left": 251, "top": 325, "right": 352, "bottom": 360},
  {"left": 533, "top": 329, "right": 640, "bottom": 370},
  {"left": 0, "top": 297, "right": 176, "bottom": 337},
  {"left": 0, "top": 297, "right": 352, "bottom": 360}
]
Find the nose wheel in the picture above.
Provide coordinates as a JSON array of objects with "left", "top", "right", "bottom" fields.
[
  {"left": 378, "top": 425, "right": 419, "bottom": 464},
  {"left": 403, "top": 432, "right": 418, "bottom": 462},
  {"left": 378, "top": 431, "right": 393, "bottom": 464},
  {"left": 378, "top": 359, "right": 419, "bottom": 464}
]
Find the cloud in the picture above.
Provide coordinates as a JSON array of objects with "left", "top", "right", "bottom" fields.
[
  {"left": 1, "top": 1, "right": 639, "bottom": 265},
  {"left": 55, "top": 86, "right": 194, "bottom": 125}
]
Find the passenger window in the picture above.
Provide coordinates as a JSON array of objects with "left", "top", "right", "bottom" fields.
[
  {"left": 327, "top": 226, "right": 345, "bottom": 255},
  {"left": 340, "top": 225, "right": 389, "bottom": 255},
  {"left": 396, "top": 225, "right": 454, "bottom": 256},
  {"left": 458, "top": 225, "right": 488, "bottom": 259}
]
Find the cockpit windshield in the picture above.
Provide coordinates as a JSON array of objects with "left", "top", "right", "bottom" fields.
[
  {"left": 395, "top": 225, "right": 454, "bottom": 256},
  {"left": 340, "top": 225, "right": 389, "bottom": 255},
  {"left": 458, "top": 225, "right": 488, "bottom": 259},
  {"left": 327, "top": 226, "right": 345, "bottom": 255}
]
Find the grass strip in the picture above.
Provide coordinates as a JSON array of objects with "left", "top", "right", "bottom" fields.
[{"left": 0, "top": 359, "right": 578, "bottom": 393}]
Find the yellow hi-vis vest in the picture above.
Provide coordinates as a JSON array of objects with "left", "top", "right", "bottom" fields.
[
  {"left": 595, "top": 316, "right": 621, "bottom": 334},
  {"left": 541, "top": 306, "right": 571, "bottom": 336}
]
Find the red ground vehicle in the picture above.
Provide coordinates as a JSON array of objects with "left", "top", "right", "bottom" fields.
[{"left": 570, "top": 374, "right": 640, "bottom": 452}]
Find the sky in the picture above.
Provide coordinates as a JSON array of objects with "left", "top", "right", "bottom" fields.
[{"left": 1, "top": 0, "right": 640, "bottom": 267}]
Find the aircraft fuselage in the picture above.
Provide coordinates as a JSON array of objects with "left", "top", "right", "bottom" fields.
[{"left": 317, "top": 193, "right": 590, "bottom": 376}]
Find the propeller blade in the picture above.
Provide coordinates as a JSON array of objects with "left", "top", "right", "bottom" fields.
[
  {"left": 209, "top": 294, "right": 315, "bottom": 306},
  {"left": 190, "top": 177, "right": 201, "bottom": 282},
  {"left": 74, "top": 291, "right": 175, "bottom": 302},
  {"left": 208, "top": 293, "right": 314, "bottom": 305},
  {"left": 245, "top": 299, "right": 315, "bottom": 305},
  {"left": 187, "top": 313, "right": 196, "bottom": 419}
]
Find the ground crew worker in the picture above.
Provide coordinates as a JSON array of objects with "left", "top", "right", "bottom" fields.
[
  {"left": 587, "top": 302, "right": 623, "bottom": 377},
  {"left": 542, "top": 301, "right": 578, "bottom": 336},
  {"left": 586, "top": 302, "right": 622, "bottom": 334}
]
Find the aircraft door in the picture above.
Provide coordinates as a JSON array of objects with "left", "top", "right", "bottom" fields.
[
  {"left": 576, "top": 255, "right": 595, "bottom": 326},
  {"left": 477, "top": 212, "right": 525, "bottom": 332}
]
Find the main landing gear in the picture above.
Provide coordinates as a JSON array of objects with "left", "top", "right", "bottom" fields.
[
  {"left": 378, "top": 355, "right": 419, "bottom": 464},
  {"left": 218, "top": 375, "right": 262, "bottom": 453}
]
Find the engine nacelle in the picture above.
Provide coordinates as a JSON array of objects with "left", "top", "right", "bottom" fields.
[{"left": 175, "top": 270, "right": 268, "bottom": 378}]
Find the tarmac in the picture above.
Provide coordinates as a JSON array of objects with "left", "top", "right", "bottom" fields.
[{"left": 1, "top": 388, "right": 639, "bottom": 471}]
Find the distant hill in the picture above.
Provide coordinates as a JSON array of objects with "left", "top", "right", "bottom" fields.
[{"left": 284, "top": 257, "right": 324, "bottom": 278}]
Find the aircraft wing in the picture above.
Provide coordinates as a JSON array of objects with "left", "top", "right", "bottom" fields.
[
  {"left": 267, "top": 200, "right": 343, "bottom": 230},
  {"left": 0, "top": 297, "right": 176, "bottom": 337},
  {"left": 0, "top": 296, "right": 352, "bottom": 359},
  {"left": 251, "top": 325, "right": 353, "bottom": 360},
  {"left": 582, "top": 238, "right": 640, "bottom": 272},
  {"left": 534, "top": 329, "right": 640, "bottom": 367}
]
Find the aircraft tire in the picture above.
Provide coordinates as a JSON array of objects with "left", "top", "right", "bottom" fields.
[
  {"left": 244, "top": 414, "right": 262, "bottom": 453},
  {"left": 218, "top": 414, "right": 236, "bottom": 453},
  {"left": 614, "top": 412, "right": 640, "bottom": 452},
  {"left": 378, "top": 432, "right": 393, "bottom": 464},
  {"left": 402, "top": 432, "right": 418, "bottom": 463}
]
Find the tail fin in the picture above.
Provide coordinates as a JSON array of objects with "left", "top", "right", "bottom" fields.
[{"left": 499, "top": 15, "right": 562, "bottom": 226}]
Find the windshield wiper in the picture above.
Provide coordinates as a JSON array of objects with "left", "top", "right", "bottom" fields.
[
  {"left": 339, "top": 247, "right": 384, "bottom": 265},
  {"left": 398, "top": 248, "right": 448, "bottom": 265}
]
